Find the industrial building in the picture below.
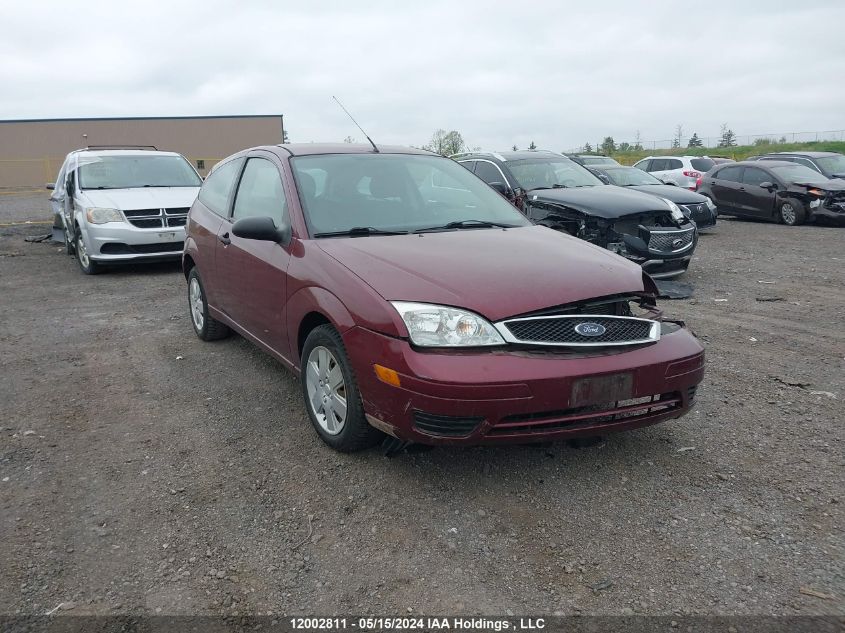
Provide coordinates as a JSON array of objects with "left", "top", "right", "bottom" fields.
[{"left": 0, "top": 114, "right": 285, "bottom": 188}]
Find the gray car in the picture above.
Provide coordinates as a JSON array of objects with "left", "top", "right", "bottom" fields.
[{"left": 48, "top": 147, "right": 202, "bottom": 274}]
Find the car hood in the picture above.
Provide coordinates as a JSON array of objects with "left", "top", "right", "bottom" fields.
[
  {"left": 625, "top": 184, "right": 708, "bottom": 204},
  {"left": 792, "top": 179, "right": 845, "bottom": 192},
  {"left": 80, "top": 187, "right": 200, "bottom": 210},
  {"left": 316, "top": 225, "right": 646, "bottom": 322},
  {"left": 527, "top": 185, "right": 672, "bottom": 219}
]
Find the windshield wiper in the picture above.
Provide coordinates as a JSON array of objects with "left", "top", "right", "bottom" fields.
[
  {"left": 313, "top": 227, "right": 408, "bottom": 238},
  {"left": 413, "top": 219, "right": 520, "bottom": 233},
  {"left": 528, "top": 184, "right": 569, "bottom": 191}
]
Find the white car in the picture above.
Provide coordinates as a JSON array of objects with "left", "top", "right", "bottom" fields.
[
  {"left": 48, "top": 146, "right": 202, "bottom": 274},
  {"left": 632, "top": 155, "right": 716, "bottom": 190}
]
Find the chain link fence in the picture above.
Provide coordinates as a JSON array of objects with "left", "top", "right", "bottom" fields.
[{"left": 566, "top": 129, "right": 845, "bottom": 153}]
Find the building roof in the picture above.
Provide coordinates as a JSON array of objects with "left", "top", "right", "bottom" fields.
[{"left": 0, "top": 114, "right": 283, "bottom": 124}]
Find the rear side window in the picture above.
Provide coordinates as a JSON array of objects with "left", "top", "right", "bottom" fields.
[
  {"left": 197, "top": 158, "right": 244, "bottom": 216},
  {"left": 690, "top": 158, "right": 715, "bottom": 172},
  {"left": 716, "top": 166, "right": 742, "bottom": 182},
  {"left": 667, "top": 159, "right": 683, "bottom": 170},
  {"left": 232, "top": 158, "right": 287, "bottom": 227},
  {"left": 474, "top": 161, "right": 507, "bottom": 185},
  {"left": 742, "top": 167, "right": 771, "bottom": 187}
]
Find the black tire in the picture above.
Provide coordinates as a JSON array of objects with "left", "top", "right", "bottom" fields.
[
  {"left": 300, "top": 324, "right": 382, "bottom": 452},
  {"left": 74, "top": 231, "right": 100, "bottom": 275},
  {"left": 778, "top": 198, "right": 806, "bottom": 226},
  {"left": 187, "top": 268, "right": 230, "bottom": 341}
]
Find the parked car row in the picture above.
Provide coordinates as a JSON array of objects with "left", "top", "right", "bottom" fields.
[{"left": 47, "top": 142, "right": 707, "bottom": 453}]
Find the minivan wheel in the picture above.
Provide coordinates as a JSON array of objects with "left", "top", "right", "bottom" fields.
[
  {"left": 778, "top": 199, "right": 806, "bottom": 226},
  {"left": 187, "top": 268, "right": 230, "bottom": 341},
  {"left": 75, "top": 232, "right": 100, "bottom": 275},
  {"left": 301, "top": 325, "right": 382, "bottom": 452}
]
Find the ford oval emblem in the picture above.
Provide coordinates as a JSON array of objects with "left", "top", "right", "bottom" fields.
[{"left": 575, "top": 322, "right": 606, "bottom": 337}]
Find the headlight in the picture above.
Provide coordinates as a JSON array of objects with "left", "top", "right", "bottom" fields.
[
  {"left": 661, "top": 198, "right": 686, "bottom": 222},
  {"left": 86, "top": 207, "right": 124, "bottom": 224},
  {"left": 704, "top": 197, "right": 716, "bottom": 211},
  {"left": 391, "top": 301, "right": 505, "bottom": 347}
]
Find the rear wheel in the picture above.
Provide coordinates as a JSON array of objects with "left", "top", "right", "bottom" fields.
[
  {"left": 778, "top": 199, "right": 806, "bottom": 226},
  {"left": 187, "top": 268, "right": 230, "bottom": 341},
  {"left": 301, "top": 325, "right": 382, "bottom": 452},
  {"left": 75, "top": 232, "right": 100, "bottom": 275}
]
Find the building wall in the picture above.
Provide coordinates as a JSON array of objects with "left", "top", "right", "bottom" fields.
[{"left": 0, "top": 115, "right": 284, "bottom": 188}]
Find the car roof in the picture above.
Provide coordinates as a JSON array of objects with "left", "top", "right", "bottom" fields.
[
  {"left": 69, "top": 148, "right": 182, "bottom": 158},
  {"left": 759, "top": 151, "right": 840, "bottom": 158},
  {"left": 271, "top": 143, "right": 436, "bottom": 157},
  {"left": 452, "top": 150, "right": 563, "bottom": 162},
  {"left": 732, "top": 160, "right": 794, "bottom": 167},
  {"left": 640, "top": 155, "right": 712, "bottom": 160}
]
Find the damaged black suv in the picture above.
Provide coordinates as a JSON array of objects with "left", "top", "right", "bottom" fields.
[{"left": 455, "top": 151, "right": 698, "bottom": 278}]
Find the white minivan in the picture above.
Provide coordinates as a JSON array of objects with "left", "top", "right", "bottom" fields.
[{"left": 48, "top": 146, "right": 202, "bottom": 274}]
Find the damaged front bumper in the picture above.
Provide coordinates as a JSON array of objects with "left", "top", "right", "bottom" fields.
[{"left": 608, "top": 225, "right": 697, "bottom": 279}]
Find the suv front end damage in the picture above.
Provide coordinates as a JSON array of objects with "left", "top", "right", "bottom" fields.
[{"left": 526, "top": 201, "right": 698, "bottom": 279}]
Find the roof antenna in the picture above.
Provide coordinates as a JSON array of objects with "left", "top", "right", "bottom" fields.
[{"left": 332, "top": 96, "right": 379, "bottom": 153}]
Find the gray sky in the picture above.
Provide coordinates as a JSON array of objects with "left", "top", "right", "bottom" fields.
[{"left": 2, "top": 0, "right": 844, "bottom": 151}]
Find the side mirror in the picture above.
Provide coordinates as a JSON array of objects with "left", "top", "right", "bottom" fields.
[
  {"left": 758, "top": 181, "right": 775, "bottom": 190},
  {"left": 596, "top": 174, "right": 610, "bottom": 184},
  {"left": 232, "top": 216, "right": 291, "bottom": 246},
  {"left": 488, "top": 181, "right": 511, "bottom": 197},
  {"left": 46, "top": 182, "right": 55, "bottom": 190}
]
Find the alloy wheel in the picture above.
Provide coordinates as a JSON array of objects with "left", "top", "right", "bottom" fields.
[
  {"left": 781, "top": 203, "right": 796, "bottom": 225},
  {"left": 189, "top": 277, "right": 204, "bottom": 331},
  {"left": 77, "top": 236, "right": 90, "bottom": 268},
  {"left": 305, "top": 346, "right": 347, "bottom": 435}
]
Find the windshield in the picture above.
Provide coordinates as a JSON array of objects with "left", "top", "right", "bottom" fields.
[
  {"left": 816, "top": 154, "right": 845, "bottom": 175},
  {"left": 78, "top": 155, "right": 202, "bottom": 189},
  {"left": 508, "top": 158, "right": 603, "bottom": 190},
  {"left": 602, "top": 167, "right": 663, "bottom": 186},
  {"left": 291, "top": 154, "right": 532, "bottom": 236},
  {"left": 769, "top": 164, "right": 830, "bottom": 184}
]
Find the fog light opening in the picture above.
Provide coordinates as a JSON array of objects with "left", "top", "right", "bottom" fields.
[{"left": 374, "top": 364, "right": 401, "bottom": 387}]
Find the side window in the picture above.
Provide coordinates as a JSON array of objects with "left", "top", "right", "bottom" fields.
[
  {"left": 634, "top": 159, "right": 651, "bottom": 171},
  {"left": 668, "top": 159, "right": 684, "bottom": 170},
  {"left": 474, "top": 161, "right": 507, "bottom": 185},
  {"left": 232, "top": 158, "right": 287, "bottom": 227},
  {"left": 717, "top": 166, "right": 743, "bottom": 182},
  {"left": 796, "top": 158, "right": 822, "bottom": 173},
  {"left": 197, "top": 158, "right": 244, "bottom": 216},
  {"left": 458, "top": 160, "right": 476, "bottom": 174},
  {"left": 649, "top": 159, "right": 667, "bottom": 171},
  {"left": 742, "top": 167, "right": 770, "bottom": 187}
]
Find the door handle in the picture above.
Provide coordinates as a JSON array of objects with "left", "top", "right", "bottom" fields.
[
  {"left": 218, "top": 232, "right": 231, "bottom": 245},
  {"left": 739, "top": 187, "right": 746, "bottom": 191}
]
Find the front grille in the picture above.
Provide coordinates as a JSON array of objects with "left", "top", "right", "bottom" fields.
[
  {"left": 124, "top": 207, "right": 188, "bottom": 229},
  {"left": 647, "top": 227, "right": 695, "bottom": 253},
  {"left": 413, "top": 411, "right": 483, "bottom": 437},
  {"left": 499, "top": 315, "right": 658, "bottom": 347},
  {"left": 681, "top": 203, "right": 710, "bottom": 222},
  {"left": 100, "top": 241, "right": 184, "bottom": 255},
  {"left": 488, "top": 392, "right": 682, "bottom": 435}
]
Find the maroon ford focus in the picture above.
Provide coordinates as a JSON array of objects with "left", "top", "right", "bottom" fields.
[{"left": 183, "top": 144, "right": 704, "bottom": 452}]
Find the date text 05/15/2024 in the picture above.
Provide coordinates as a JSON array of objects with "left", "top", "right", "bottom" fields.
[{"left": 289, "top": 617, "right": 546, "bottom": 631}]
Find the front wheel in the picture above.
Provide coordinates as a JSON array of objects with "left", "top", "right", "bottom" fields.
[
  {"left": 187, "top": 268, "right": 230, "bottom": 341},
  {"left": 778, "top": 199, "right": 806, "bottom": 226},
  {"left": 75, "top": 231, "right": 100, "bottom": 275},
  {"left": 301, "top": 325, "right": 382, "bottom": 452}
]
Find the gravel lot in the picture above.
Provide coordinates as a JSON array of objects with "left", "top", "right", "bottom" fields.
[{"left": 1, "top": 192, "right": 842, "bottom": 618}]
